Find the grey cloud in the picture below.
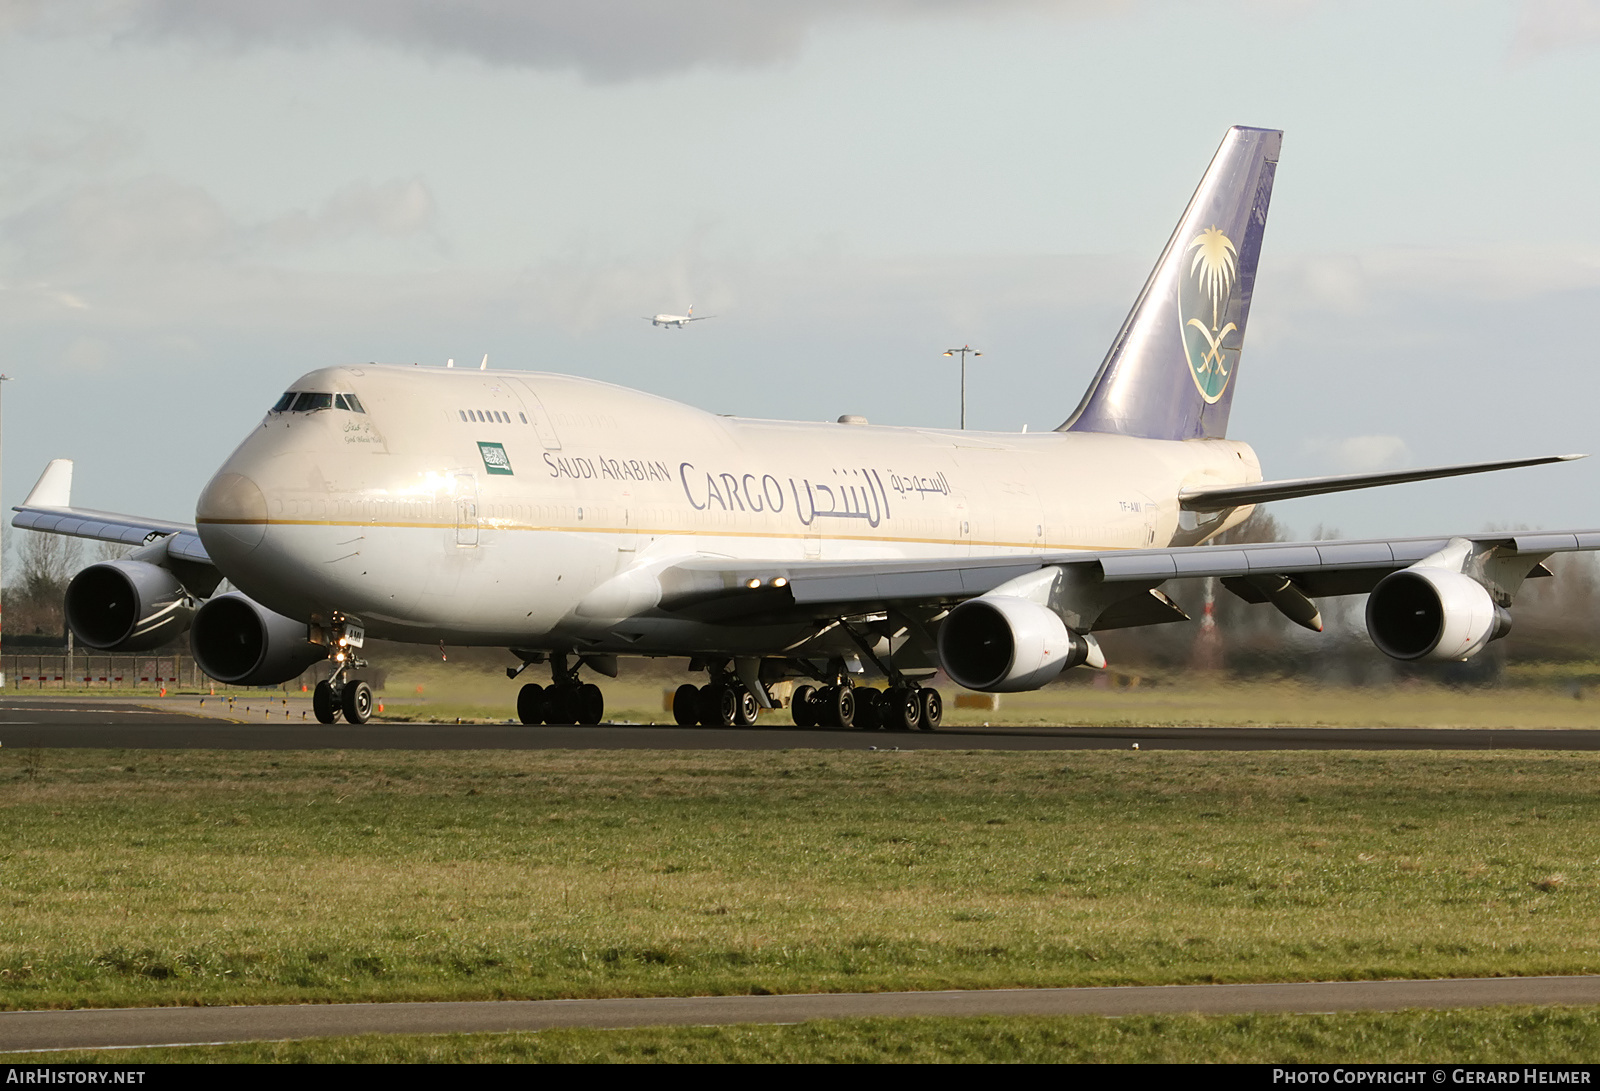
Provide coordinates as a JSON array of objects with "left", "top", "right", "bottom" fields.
[
  {"left": 2, "top": 175, "right": 236, "bottom": 274},
  {"left": 1, "top": 174, "right": 440, "bottom": 280},
  {"left": 1511, "top": 0, "right": 1600, "bottom": 59},
  {"left": 16, "top": 0, "right": 1099, "bottom": 81},
  {"left": 260, "top": 178, "right": 437, "bottom": 248}
]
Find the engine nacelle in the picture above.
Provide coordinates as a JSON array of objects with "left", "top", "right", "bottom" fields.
[
  {"left": 1366, "top": 567, "right": 1512, "bottom": 662},
  {"left": 937, "top": 594, "right": 1101, "bottom": 692},
  {"left": 191, "top": 592, "right": 324, "bottom": 685},
  {"left": 64, "top": 560, "right": 193, "bottom": 652}
]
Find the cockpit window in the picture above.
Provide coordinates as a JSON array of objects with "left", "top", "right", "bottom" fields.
[
  {"left": 291, "top": 392, "right": 335, "bottom": 412},
  {"left": 272, "top": 390, "right": 365, "bottom": 414}
]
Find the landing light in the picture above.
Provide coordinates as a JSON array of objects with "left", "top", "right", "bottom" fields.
[{"left": 746, "top": 578, "right": 762, "bottom": 589}]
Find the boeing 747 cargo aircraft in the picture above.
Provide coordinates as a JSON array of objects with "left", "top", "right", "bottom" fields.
[{"left": 17, "top": 127, "right": 1594, "bottom": 728}]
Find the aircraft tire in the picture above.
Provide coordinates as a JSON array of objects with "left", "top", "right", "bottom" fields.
[
  {"left": 546, "top": 684, "right": 579, "bottom": 725},
  {"left": 714, "top": 685, "right": 739, "bottom": 727},
  {"left": 831, "top": 685, "right": 856, "bottom": 730},
  {"left": 576, "top": 683, "right": 604, "bottom": 725},
  {"left": 312, "top": 681, "right": 338, "bottom": 725},
  {"left": 854, "top": 688, "right": 882, "bottom": 731},
  {"left": 342, "top": 680, "right": 373, "bottom": 725},
  {"left": 918, "top": 687, "right": 942, "bottom": 731},
  {"left": 791, "top": 684, "right": 816, "bottom": 727},
  {"left": 734, "top": 688, "right": 759, "bottom": 727},
  {"left": 883, "top": 687, "right": 921, "bottom": 732},
  {"left": 672, "top": 683, "right": 700, "bottom": 726},
  {"left": 695, "top": 684, "right": 721, "bottom": 726},
  {"left": 517, "top": 683, "right": 546, "bottom": 725}
]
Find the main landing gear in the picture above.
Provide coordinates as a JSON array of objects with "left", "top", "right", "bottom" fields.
[
  {"left": 671, "top": 680, "right": 761, "bottom": 727},
  {"left": 515, "top": 652, "right": 605, "bottom": 725},
  {"left": 790, "top": 682, "right": 941, "bottom": 731},
  {"left": 311, "top": 617, "right": 373, "bottom": 725}
]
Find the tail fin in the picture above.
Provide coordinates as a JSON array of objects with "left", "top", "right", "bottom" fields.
[{"left": 1060, "top": 126, "right": 1280, "bottom": 440}]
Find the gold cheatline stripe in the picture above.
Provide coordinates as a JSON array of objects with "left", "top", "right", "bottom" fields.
[{"left": 195, "top": 517, "right": 1115, "bottom": 553}]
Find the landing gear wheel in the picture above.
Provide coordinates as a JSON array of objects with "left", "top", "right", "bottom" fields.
[
  {"left": 714, "top": 684, "right": 739, "bottom": 727},
  {"left": 884, "top": 687, "right": 921, "bottom": 732},
  {"left": 695, "top": 683, "right": 724, "bottom": 727},
  {"left": 672, "top": 683, "right": 700, "bottom": 726},
  {"left": 546, "top": 684, "right": 579, "bottom": 725},
  {"left": 313, "top": 681, "right": 338, "bottom": 725},
  {"left": 830, "top": 685, "right": 856, "bottom": 730},
  {"left": 342, "top": 680, "right": 373, "bottom": 725},
  {"left": 853, "top": 688, "right": 882, "bottom": 731},
  {"left": 517, "top": 683, "right": 546, "bottom": 725},
  {"left": 791, "top": 684, "right": 816, "bottom": 727},
  {"left": 734, "top": 689, "right": 759, "bottom": 727},
  {"left": 576, "top": 683, "right": 605, "bottom": 725},
  {"left": 918, "top": 687, "right": 942, "bottom": 731}
]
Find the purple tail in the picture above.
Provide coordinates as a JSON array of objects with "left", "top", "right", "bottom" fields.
[{"left": 1060, "top": 126, "right": 1280, "bottom": 441}]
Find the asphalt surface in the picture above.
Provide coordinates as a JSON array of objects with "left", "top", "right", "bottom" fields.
[
  {"left": 4, "top": 976, "right": 1600, "bottom": 1052},
  {"left": 4, "top": 697, "right": 1600, "bottom": 751}
]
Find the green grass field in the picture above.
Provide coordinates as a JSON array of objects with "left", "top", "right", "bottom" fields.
[{"left": 2, "top": 745, "right": 1597, "bottom": 1015}]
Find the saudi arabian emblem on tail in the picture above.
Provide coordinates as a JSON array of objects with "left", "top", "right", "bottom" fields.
[{"left": 1180, "top": 225, "right": 1239, "bottom": 404}]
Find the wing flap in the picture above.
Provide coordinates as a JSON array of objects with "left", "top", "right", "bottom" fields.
[
  {"left": 13, "top": 507, "right": 211, "bottom": 565},
  {"left": 653, "top": 528, "right": 1600, "bottom": 623}
]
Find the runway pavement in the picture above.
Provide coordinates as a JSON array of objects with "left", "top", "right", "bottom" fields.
[
  {"left": 3, "top": 696, "right": 1600, "bottom": 751},
  {"left": 3, "top": 976, "right": 1599, "bottom": 1052}
]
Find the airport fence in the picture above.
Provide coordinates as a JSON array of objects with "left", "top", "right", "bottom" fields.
[{"left": 0, "top": 653, "right": 325, "bottom": 693}]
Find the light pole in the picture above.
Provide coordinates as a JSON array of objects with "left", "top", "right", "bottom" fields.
[
  {"left": 0, "top": 373, "right": 11, "bottom": 689},
  {"left": 943, "top": 345, "right": 981, "bottom": 429}
]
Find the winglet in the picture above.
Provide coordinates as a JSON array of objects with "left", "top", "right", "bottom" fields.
[{"left": 22, "top": 459, "right": 73, "bottom": 509}]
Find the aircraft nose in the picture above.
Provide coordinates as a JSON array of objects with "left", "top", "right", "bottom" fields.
[{"left": 195, "top": 471, "right": 268, "bottom": 554}]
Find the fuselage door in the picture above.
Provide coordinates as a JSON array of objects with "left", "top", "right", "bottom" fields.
[
  {"left": 510, "top": 379, "right": 563, "bottom": 451},
  {"left": 455, "top": 472, "right": 479, "bottom": 547}
]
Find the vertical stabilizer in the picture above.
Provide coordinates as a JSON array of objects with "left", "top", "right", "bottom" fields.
[{"left": 1060, "top": 126, "right": 1280, "bottom": 440}]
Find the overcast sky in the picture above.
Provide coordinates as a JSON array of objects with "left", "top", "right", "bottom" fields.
[{"left": 3, "top": 0, "right": 1599, "bottom": 544}]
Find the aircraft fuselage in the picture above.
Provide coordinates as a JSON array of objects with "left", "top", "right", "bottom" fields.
[{"left": 195, "top": 364, "right": 1260, "bottom": 653}]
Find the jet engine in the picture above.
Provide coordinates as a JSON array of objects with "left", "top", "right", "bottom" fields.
[
  {"left": 1365, "top": 567, "right": 1511, "bottom": 662},
  {"left": 64, "top": 560, "right": 194, "bottom": 652},
  {"left": 937, "top": 594, "right": 1103, "bottom": 692},
  {"left": 190, "top": 592, "right": 324, "bottom": 686}
]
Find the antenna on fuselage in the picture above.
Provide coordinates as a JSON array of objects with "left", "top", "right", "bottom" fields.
[
  {"left": 480, "top": 354, "right": 488, "bottom": 370},
  {"left": 446, "top": 358, "right": 455, "bottom": 368}
]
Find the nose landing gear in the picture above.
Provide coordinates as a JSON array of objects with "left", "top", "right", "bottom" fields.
[{"left": 312, "top": 617, "right": 374, "bottom": 725}]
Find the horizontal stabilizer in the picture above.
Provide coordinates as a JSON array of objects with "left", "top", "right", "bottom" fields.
[{"left": 1178, "top": 454, "right": 1585, "bottom": 513}]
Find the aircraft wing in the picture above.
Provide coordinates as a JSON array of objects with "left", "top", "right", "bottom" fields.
[
  {"left": 1178, "top": 454, "right": 1584, "bottom": 512},
  {"left": 9, "top": 459, "right": 212, "bottom": 565},
  {"left": 655, "top": 529, "right": 1600, "bottom": 630}
]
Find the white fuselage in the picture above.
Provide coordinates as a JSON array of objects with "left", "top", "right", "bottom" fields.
[{"left": 195, "top": 365, "right": 1261, "bottom": 653}]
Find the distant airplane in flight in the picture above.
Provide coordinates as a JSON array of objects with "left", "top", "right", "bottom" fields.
[{"left": 646, "top": 305, "right": 711, "bottom": 328}]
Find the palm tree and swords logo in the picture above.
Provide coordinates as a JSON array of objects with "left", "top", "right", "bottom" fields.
[{"left": 1180, "top": 224, "right": 1239, "bottom": 404}]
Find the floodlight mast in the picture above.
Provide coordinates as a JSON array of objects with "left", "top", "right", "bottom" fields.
[
  {"left": 943, "top": 345, "right": 981, "bottom": 429},
  {"left": 0, "top": 374, "right": 11, "bottom": 688}
]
